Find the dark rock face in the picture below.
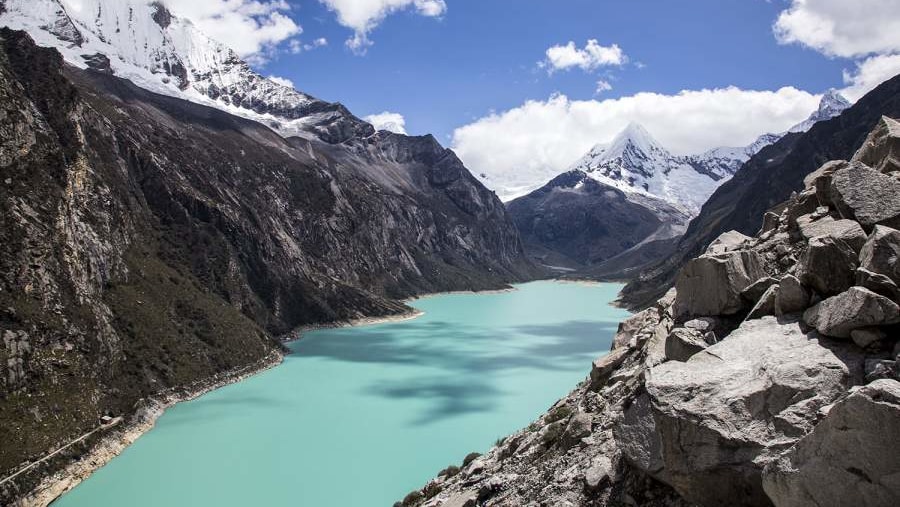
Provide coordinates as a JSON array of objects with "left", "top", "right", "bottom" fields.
[
  {"left": 0, "top": 28, "right": 534, "bottom": 496},
  {"left": 507, "top": 170, "right": 686, "bottom": 276},
  {"left": 621, "top": 73, "right": 900, "bottom": 310}
]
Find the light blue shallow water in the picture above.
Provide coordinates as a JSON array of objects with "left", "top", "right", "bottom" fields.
[{"left": 55, "top": 281, "right": 629, "bottom": 507}]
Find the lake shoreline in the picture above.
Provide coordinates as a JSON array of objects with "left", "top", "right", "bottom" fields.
[
  {"left": 30, "top": 279, "right": 619, "bottom": 507},
  {"left": 18, "top": 350, "right": 284, "bottom": 507}
]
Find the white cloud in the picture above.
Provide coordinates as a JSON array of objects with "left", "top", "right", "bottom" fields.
[
  {"left": 364, "top": 111, "right": 408, "bottom": 134},
  {"left": 774, "top": 0, "right": 900, "bottom": 58},
  {"left": 543, "top": 40, "right": 626, "bottom": 73},
  {"left": 288, "top": 37, "right": 328, "bottom": 54},
  {"left": 163, "top": 0, "right": 301, "bottom": 60},
  {"left": 595, "top": 79, "right": 613, "bottom": 95},
  {"left": 452, "top": 88, "right": 819, "bottom": 198},
  {"left": 773, "top": 0, "right": 900, "bottom": 101},
  {"left": 318, "top": 0, "right": 446, "bottom": 53},
  {"left": 268, "top": 75, "right": 294, "bottom": 88},
  {"left": 841, "top": 53, "right": 900, "bottom": 101}
]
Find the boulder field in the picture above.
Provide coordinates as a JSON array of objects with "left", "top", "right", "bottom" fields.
[{"left": 405, "top": 117, "right": 900, "bottom": 507}]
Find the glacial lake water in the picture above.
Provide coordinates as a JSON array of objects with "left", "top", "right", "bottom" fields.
[{"left": 55, "top": 281, "right": 629, "bottom": 507}]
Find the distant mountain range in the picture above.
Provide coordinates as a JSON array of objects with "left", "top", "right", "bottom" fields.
[{"left": 507, "top": 92, "right": 850, "bottom": 275}]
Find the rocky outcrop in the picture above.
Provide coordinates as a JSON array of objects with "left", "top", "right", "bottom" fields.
[
  {"left": 412, "top": 116, "right": 900, "bottom": 507},
  {"left": 625, "top": 317, "right": 864, "bottom": 506},
  {"left": 830, "top": 163, "right": 900, "bottom": 231},
  {"left": 763, "top": 379, "right": 900, "bottom": 507},
  {"left": 803, "top": 287, "right": 900, "bottom": 338},
  {"left": 852, "top": 116, "right": 900, "bottom": 174},
  {"left": 673, "top": 247, "right": 765, "bottom": 317}
]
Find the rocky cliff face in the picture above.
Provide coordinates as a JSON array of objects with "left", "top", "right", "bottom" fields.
[
  {"left": 621, "top": 74, "right": 900, "bottom": 310},
  {"left": 407, "top": 118, "right": 900, "bottom": 506},
  {"left": 0, "top": 28, "right": 533, "bottom": 503}
]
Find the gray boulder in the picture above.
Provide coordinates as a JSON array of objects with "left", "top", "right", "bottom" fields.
[
  {"left": 859, "top": 225, "right": 900, "bottom": 286},
  {"left": 797, "top": 236, "right": 858, "bottom": 296},
  {"left": 798, "top": 216, "right": 867, "bottom": 253},
  {"left": 664, "top": 328, "right": 708, "bottom": 362},
  {"left": 775, "top": 275, "right": 810, "bottom": 316},
  {"left": 747, "top": 284, "right": 779, "bottom": 320},
  {"left": 562, "top": 412, "right": 592, "bottom": 447},
  {"left": 590, "top": 347, "right": 630, "bottom": 387},
  {"left": 675, "top": 250, "right": 765, "bottom": 317},
  {"left": 705, "top": 230, "right": 753, "bottom": 255},
  {"left": 741, "top": 276, "right": 779, "bottom": 304},
  {"left": 857, "top": 267, "right": 900, "bottom": 301},
  {"left": 804, "top": 160, "right": 848, "bottom": 206},
  {"left": 803, "top": 286, "right": 900, "bottom": 338},
  {"left": 850, "top": 327, "right": 888, "bottom": 349},
  {"left": 851, "top": 115, "right": 900, "bottom": 174},
  {"left": 618, "top": 317, "right": 863, "bottom": 507},
  {"left": 611, "top": 308, "right": 659, "bottom": 350},
  {"left": 763, "top": 379, "right": 900, "bottom": 507},
  {"left": 829, "top": 163, "right": 900, "bottom": 231}
]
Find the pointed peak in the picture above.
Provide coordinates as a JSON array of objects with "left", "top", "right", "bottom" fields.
[
  {"left": 818, "top": 89, "right": 850, "bottom": 112},
  {"left": 607, "top": 121, "right": 665, "bottom": 156}
]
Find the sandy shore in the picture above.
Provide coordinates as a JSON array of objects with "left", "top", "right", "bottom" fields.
[{"left": 15, "top": 350, "right": 283, "bottom": 507}]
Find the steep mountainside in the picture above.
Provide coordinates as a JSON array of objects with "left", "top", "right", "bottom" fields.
[
  {"left": 409, "top": 114, "right": 900, "bottom": 507},
  {"left": 620, "top": 74, "right": 900, "bottom": 309},
  {"left": 0, "top": 28, "right": 534, "bottom": 504},
  {"left": 508, "top": 170, "right": 688, "bottom": 274}
]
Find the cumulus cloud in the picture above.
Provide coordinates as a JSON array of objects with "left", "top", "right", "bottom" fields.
[
  {"left": 595, "top": 79, "right": 613, "bottom": 95},
  {"left": 774, "top": 0, "right": 900, "bottom": 58},
  {"left": 268, "top": 75, "right": 294, "bottom": 88},
  {"left": 163, "top": 0, "right": 301, "bottom": 60},
  {"left": 773, "top": 0, "right": 900, "bottom": 100},
  {"left": 364, "top": 111, "right": 408, "bottom": 134},
  {"left": 318, "top": 0, "right": 446, "bottom": 53},
  {"left": 841, "top": 53, "right": 900, "bottom": 101},
  {"left": 543, "top": 40, "right": 626, "bottom": 73},
  {"left": 288, "top": 37, "right": 328, "bottom": 54},
  {"left": 452, "top": 88, "right": 819, "bottom": 198}
]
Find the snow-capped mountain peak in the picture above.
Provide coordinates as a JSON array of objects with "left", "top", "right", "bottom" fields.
[
  {"left": 788, "top": 89, "right": 851, "bottom": 133},
  {"left": 569, "top": 123, "right": 721, "bottom": 215},
  {"left": 0, "top": 0, "right": 373, "bottom": 143}
]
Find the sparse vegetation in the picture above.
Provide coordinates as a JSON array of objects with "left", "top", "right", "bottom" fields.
[
  {"left": 438, "top": 465, "right": 460, "bottom": 478},
  {"left": 546, "top": 405, "right": 573, "bottom": 423},
  {"left": 463, "top": 452, "right": 482, "bottom": 467}
]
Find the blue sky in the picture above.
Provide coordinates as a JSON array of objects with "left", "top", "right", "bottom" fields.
[{"left": 258, "top": 0, "right": 850, "bottom": 141}]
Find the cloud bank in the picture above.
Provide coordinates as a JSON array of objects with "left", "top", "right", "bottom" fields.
[{"left": 452, "top": 88, "right": 819, "bottom": 197}]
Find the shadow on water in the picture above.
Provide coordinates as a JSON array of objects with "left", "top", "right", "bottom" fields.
[{"left": 291, "top": 319, "right": 620, "bottom": 425}]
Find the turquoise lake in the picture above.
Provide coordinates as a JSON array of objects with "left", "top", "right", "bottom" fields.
[{"left": 55, "top": 281, "right": 629, "bottom": 507}]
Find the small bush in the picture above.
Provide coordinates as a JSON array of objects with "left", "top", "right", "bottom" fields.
[
  {"left": 494, "top": 436, "right": 506, "bottom": 447},
  {"left": 546, "top": 405, "right": 572, "bottom": 423},
  {"left": 401, "top": 490, "right": 424, "bottom": 507},
  {"left": 541, "top": 421, "right": 565, "bottom": 445},
  {"left": 527, "top": 422, "right": 539, "bottom": 432},
  {"left": 438, "top": 465, "right": 460, "bottom": 478},
  {"left": 462, "top": 452, "right": 482, "bottom": 467},
  {"left": 423, "top": 482, "right": 443, "bottom": 499}
]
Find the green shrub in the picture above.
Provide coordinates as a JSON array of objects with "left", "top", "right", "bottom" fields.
[
  {"left": 462, "top": 452, "right": 482, "bottom": 467},
  {"left": 546, "top": 405, "right": 572, "bottom": 423},
  {"left": 401, "top": 490, "right": 424, "bottom": 507},
  {"left": 438, "top": 465, "right": 460, "bottom": 477},
  {"left": 494, "top": 436, "right": 506, "bottom": 447}
]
